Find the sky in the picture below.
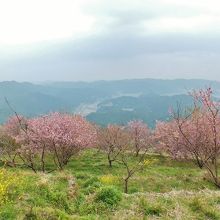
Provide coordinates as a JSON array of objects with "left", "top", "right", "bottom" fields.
[{"left": 0, "top": 0, "right": 220, "bottom": 82}]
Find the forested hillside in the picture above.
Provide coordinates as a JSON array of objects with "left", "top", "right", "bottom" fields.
[{"left": 0, "top": 79, "right": 219, "bottom": 126}]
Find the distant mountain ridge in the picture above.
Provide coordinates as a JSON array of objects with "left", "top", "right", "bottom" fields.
[
  {"left": 46, "top": 78, "right": 220, "bottom": 95},
  {"left": 0, "top": 79, "right": 220, "bottom": 126}
]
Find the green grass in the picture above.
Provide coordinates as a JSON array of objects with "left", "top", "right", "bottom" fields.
[{"left": 0, "top": 149, "right": 220, "bottom": 219}]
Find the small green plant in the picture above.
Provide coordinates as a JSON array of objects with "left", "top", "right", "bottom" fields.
[
  {"left": 83, "top": 177, "right": 100, "bottom": 188},
  {"left": 81, "top": 184, "right": 101, "bottom": 196},
  {"left": 75, "top": 172, "right": 91, "bottom": 180},
  {"left": 190, "top": 197, "right": 220, "bottom": 220},
  {"left": 0, "top": 204, "right": 17, "bottom": 219},
  {"left": 82, "top": 177, "right": 102, "bottom": 194},
  {"left": 190, "top": 197, "right": 203, "bottom": 212},
  {"left": 23, "top": 207, "right": 37, "bottom": 220},
  {"left": 139, "top": 198, "right": 164, "bottom": 217},
  {"left": 144, "top": 204, "right": 163, "bottom": 216},
  {"left": 95, "top": 186, "right": 122, "bottom": 207}
]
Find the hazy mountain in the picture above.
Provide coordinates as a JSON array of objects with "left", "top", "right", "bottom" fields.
[
  {"left": 87, "top": 94, "right": 193, "bottom": 127},
  {"left": 0, "top": 79, "right": 219, "bottom": 126},
  {"left": 47, "top": 79, "right": 220, "bottom": 96}
]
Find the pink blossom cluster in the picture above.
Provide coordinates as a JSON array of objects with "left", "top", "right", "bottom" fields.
[
  {"left": 155, "top": 88, "right": 220, "bottom": 186},
  {"left": 3, "top": 112, "right": 97, "bottom": 171},
  {"left": 127, "top": 120, "right": 152, "bottom": 156}
]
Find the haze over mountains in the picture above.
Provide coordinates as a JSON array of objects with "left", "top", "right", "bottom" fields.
[{"left": 0, "top": 78, "right": 220, "bottom": 127}]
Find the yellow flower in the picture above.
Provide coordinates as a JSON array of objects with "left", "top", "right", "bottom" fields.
[
  {"left": 143, "top": 159, "right": 158, "bottom": 166},
  {"left": 0, "top": 169, "right": 18, "bottom": 205},
  {"left": 99, "top": 174, "right": 118, "bottom": 185}
]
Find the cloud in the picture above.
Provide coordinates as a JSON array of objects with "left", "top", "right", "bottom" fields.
[
  {"left": 0, "top": 0, "right": 96, "bottom": 45},
  {"left": 1, "top": 0, "right": 220, "bottom": 81}
]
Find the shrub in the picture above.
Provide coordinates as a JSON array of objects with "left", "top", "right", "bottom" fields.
[{"left": 95, "top": 186, "right": 122, "bottom": 207}]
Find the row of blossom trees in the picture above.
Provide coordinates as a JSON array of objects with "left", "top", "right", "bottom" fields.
[
  {"left": 1, "top": 113, "right": 97, "bottom": 172},
  {"left": 1, "top": 114, "right": 153, "bottom": 192},
  {"left": 97, "top": 88, "right": 220, "bottom": 190},
  {"left": 1, "top": 88, "right": 220, "bottom": 190}
]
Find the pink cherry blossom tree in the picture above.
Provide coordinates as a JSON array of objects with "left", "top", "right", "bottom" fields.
[
  {"left": 155, "top": 111, "right": 211, "bottom": 168},
  {"left": 157, "top": 88, "right": 220, "bottom": 187},
  {"left": 4, "top": 115, "right": 27, "bottom": 137},
  {"left": 1, "top": 115, "right": 27, "bottom": 167},
  {"left": 0, "top": 126, "right": 19, "bottom": 167},
  {"left": 97, "top": 125, "right": 129, "bottom": 167},
  {"left": 6, "top": 112, "right": 97, "bottom": 172},
  {"left": 127, "top": 120, "right": 151, "bottom": 156},
  {"left": 154, "top": 120, "right": 185, "bottom": 159},
  {"left": 188, "top": 88, "right": 220, "bottom": 186},
  {"left": 115, "top": 121, "right": 153, "bottom": 193}
]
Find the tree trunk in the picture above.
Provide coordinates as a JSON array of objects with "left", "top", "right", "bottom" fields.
[
  {"left": 135, "top": 149, "right": 140, "bottom": 157},
  {"left": 108, "top": 154, "right": 112, "bottom": 167},
  {"left": 135, "top": 143, "right": 139, "bottom": 157},
  {"left": 196, "top": 159, "right": 204, "bottom": 169},
  {"left": 204, "top": 163, "right": 220, "bottom": 188},
  {"left": 12, "top": 154, "right": 17, "bottom": 167},
  {"left": 41, "top": 147, "right": 45, "bottom": 173},
  {"left": 53, "top": 144, "right": 63, "bottom": 170},
  {"left": 124, "top": 178, "right": 129, "bottom": 193},
  {"left": 109, "top": 160, "right": 112, "bottom": 167}
]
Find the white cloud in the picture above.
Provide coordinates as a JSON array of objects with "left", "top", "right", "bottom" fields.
[
  {"left": 143, "top": 15, "right": 220, "bottom": 34},
  {"left": 0, "top": 0, "right": 96, "bottom": 45},
  {"left": 1, "top": 0, "right": 220, "bottom": 45}
]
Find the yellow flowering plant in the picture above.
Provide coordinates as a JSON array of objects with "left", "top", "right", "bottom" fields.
[
  {"left": 99, "top": 174, "right": 119, "bottom": 185},
  {"left": 143, "top": 159, "right": 158, "bottom": 166},
  {"left": 0, "top": 168, "right": 18, "bottom": 205}
]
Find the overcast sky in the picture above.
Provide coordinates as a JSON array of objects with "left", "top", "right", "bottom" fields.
[{"left": 0, "top": 0, "right": 220, "bottom": 82}]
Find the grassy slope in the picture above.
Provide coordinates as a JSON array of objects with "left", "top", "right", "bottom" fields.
[{"left": 1, "top": 149, "right": 220, "bottom": 220}]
